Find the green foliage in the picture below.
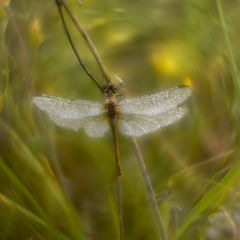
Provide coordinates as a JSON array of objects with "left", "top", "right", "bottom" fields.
[{"left": 1, "top": 0, "right": 240, "bottom": 239}]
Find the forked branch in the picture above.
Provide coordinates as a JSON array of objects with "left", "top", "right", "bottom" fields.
[
  {"left": 56, "top": 0, "right": 113, "bottom": 85},
  {"left": 55, "top": 0, "right": 102, "bottom": 91}
]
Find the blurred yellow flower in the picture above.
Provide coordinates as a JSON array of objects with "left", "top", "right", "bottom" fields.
[
  {"left": 183, "top": 77, "right": 193, "bottom": 88},
  {"left": 0, "top": 0, "right": 11, "bottom": 7},
  {"left": 29, "top": 18, "right": 44, "bottom": 47},
  {"left": 150, "top": 41, "right": 197, "bottom": 77},
  {"left": 152, "top": 52, "right": 178, "bottom": 75}
]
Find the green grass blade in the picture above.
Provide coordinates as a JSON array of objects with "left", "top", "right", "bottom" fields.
[
  {"left": 0, "top": 193, "right": 72, "bottom": 240},
  {"left": 0, "top": 120, "right": 85, "bottom": 239},
  {"left": 0, "top": 7, "right": 9, "bottom": 96},
  {"left": 0, "top": 157, "right": 49, "bottom": 220},
  {"left": 176, "top": 158, "right": 240, "bottom": 238},
  {"left": 216, "top": 0, "right": 240, "bottom": 97}
]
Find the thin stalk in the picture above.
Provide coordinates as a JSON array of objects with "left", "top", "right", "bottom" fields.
[
  {"left": 216, "top": 0, "right": 240, "bottom": 96},
  {"left": 131, "top": 136, "right": 168, "bottom": 240},
  {"left": 57, "top": 0, "right": 113, "bottom": 84},
  {"left": 55, "top": 0, "right": 102, "bottom": 91},
  {"left": 116, "top": 175, "right": 124, "bottom": 240},
  {"left": 111, "top": 122, "right": 124, "bottom": 240}
]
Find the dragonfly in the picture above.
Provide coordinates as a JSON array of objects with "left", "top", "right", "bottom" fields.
[{"left": 33, "top": 84, "right": 192, "bottom": 138}]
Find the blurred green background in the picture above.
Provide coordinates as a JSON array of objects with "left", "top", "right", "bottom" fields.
[{"left": 1, "top": 0, "right": 240, "bottom": 239}]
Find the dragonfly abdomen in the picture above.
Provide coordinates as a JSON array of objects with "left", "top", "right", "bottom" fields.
[{"left": 105, "top": 99, "right": 118, "bottom": 124}]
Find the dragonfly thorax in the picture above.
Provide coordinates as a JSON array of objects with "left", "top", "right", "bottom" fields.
[{"left": 103, "top": 83, "right": 118, "bottom": 98}]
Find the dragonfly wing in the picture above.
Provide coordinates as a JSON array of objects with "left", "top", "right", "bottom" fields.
[
  {"left": 33, "top": 94, "right": 109, "bottom": 137},
  {"left": 33, "top": 94, "right": 104, "bottom": 119},
  {"left": 83, "top": 116, "right": 109, "bottom": 137},
  {"left": 119, "top": 106, "right": 188, "bottom": 137},
  {"left": 48, "top": 114, "right": 109, "bottom": 137},
  {"left": 48, "top": 113, "right": 86, "bottom": 131},
  {"left": 119, "top": 85, "right": 192, "bottom": 116}
]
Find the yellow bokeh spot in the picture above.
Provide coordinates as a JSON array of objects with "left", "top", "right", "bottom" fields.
[
  {"left": 152, "top": 52, "right": 178, "bottom": 75},
  {"left": 43, "top": 86, "right": 57, "bottom": 95},
  {"left": 106, "top": 29, "right": 132, "bottom": 47},
  {"left": 183, "top": 77, "right": 193, "bottom": 88},
  {"left": 0, "top": 0, "right": 11, "bottom": 7},
  {"left": 84, "top": 16, "right": 106, "bottom": 29},
  {"left": 150, "top": 41, "right": 197, "bottom": 77},
  {"left": 29, "top": 18, "right": 44, "bottom": 47}
]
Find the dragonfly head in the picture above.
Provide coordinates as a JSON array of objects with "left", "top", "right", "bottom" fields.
[{"left": 103, "top": 83, "right": 118, "bottom": 97}]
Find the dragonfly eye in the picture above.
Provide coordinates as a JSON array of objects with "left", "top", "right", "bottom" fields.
[{"left": 103, "top": 83, "right": 118, "bottom": 96}]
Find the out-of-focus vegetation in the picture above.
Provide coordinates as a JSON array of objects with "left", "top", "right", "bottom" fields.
[{"left": 1, "top": 0, "right": 240, "bottom": 239}]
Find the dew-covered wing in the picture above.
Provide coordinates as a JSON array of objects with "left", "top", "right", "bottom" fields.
[
  {"left": 83, "top": 115, "right": 109, "bottom": 137},
  {"left": 33, "top": 94, "right": 108, "bottom": 137},
  {"left": 119, "top": 106, "right": 188, "bottom": 137},
  {"left": 118, "top": 86, "right": 192, "bottom": 116},
  {"left": 48, "top": 114, "right": 109, "bottom": 137},
  {"left": 33, "top": 94, "right": 104, "bottom": 118}
]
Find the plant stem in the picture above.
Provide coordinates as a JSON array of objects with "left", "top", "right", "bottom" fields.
[
  {"left": 131, "top": 136, "right": 168, "bottom": 240},
  {"left": 117, "top": 175, "right": 124, "bottom": 240},
  {"left": 56, "top": 0, "right": 102, "bottom": 91},
  {"left": 111, "top": 122, "right": 124, "bottom": 240},
  {"left": 56, "top": 1, "right": 123, "bottom": 238},
  {"left": 57, "top": 0, "right": 113, "bottom": 84}
]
